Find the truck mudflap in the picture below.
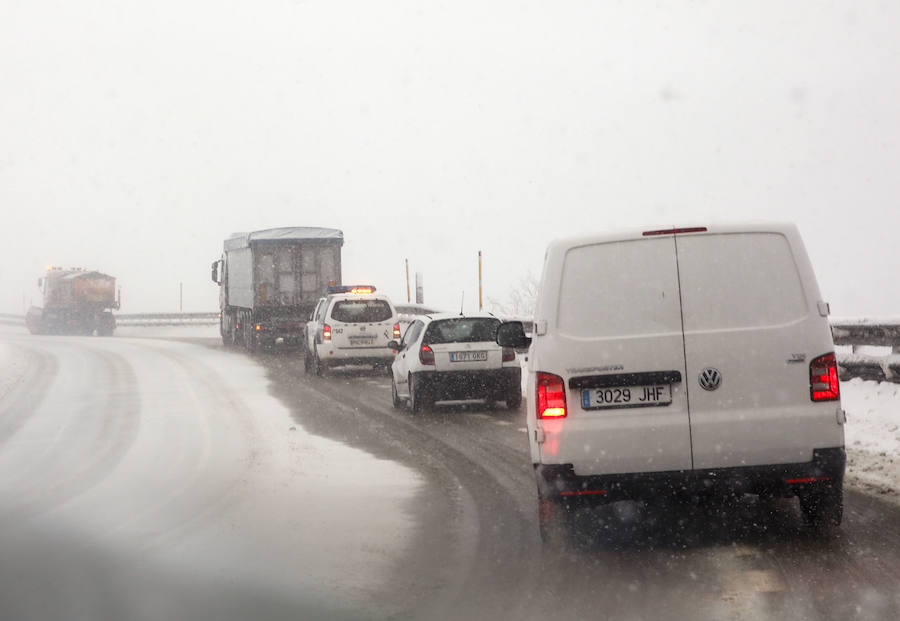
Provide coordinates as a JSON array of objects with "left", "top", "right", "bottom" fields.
[{"left": 535, "top": 447, "right": 846, "bottom": 503}]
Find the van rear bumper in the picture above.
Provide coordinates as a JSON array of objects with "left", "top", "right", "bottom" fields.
[{"left": 535, "top": 447, "right": 845, "bottom": 503}]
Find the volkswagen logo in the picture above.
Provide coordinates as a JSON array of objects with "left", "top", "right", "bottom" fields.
[{"left": 698, "top": 367, "right": 722, "bottom": 391}]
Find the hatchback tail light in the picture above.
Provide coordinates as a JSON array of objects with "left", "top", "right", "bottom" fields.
[
  {"left": 420, "top": 344, "right": 435, "bottom": 366},
  {"left": 393, "top": 322, "right": 401, "bottom": 339},
  {"left": 323, "top": 323, "right": 332, "bottom": 341},
  {"left": 502, "top": 347, "right": 516, "bottom": 362},
  {"left": 810, "top": 352, "right": 840, "bottom": 401},
  {"left": 537, "top": 372, "right": 567, "bottom": 419}
]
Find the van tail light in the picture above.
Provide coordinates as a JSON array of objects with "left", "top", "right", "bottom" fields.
[
  {"left": 393, "top": 322, "right": 401, "bottom": 339},
  {"left": 810, "top": 352, "right": 840, "bottom": 401},
  {"left": 420, "top": 344, "right": 435, "bottom": 366},
  {"left": 323, "top": 323, "right": 332, "bottom": 341},
  {"left": 537, "top": 372, "right": 567, "bottom": 419},
  {"left": 502, "top": 347, "right": 515, "bottom": 362}
]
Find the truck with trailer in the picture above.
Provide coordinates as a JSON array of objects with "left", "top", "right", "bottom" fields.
[
  {"left": 211, "top": 227, "right": 343, "bottom": 350},
  {"left": 25, "top": 267, "right": 120, "bottom": 336}
]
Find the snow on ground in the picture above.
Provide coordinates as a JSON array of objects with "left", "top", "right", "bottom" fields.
[
  {"left": 0, "top": 337, "right": 29, "bottom": 403},
  {"left": 841, "top": 378, "right": 900, "bottom": 503},
  {"left": 0, "top": 327, "right": 424, "bottom": 617}
]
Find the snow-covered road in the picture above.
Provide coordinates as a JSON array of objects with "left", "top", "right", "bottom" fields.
[
  {"left": 2, "top": 325, "right": 899, "bottom": 621},
  {"left": 0, "top": 328, "right": 421, "bottom": 621}
]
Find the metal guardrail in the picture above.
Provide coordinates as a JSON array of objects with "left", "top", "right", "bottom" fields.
[
  {"left": 0, "top": 313, "right": 23, "bottom": 326},
  {"left": 115, "top": 312, "right": 219, "bottom": 326},
  {"left": 0, "top": 312, "right": 219, "bottom": 327},
  {"left": 3, "top": 311, "right": 897, "bottom": 382},
  {"left": 831, "top": 319, "right": 900, "bottom": 383}
]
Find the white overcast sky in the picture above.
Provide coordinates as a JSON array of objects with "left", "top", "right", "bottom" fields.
[{"left": 2, "top": 1, "right": 898, "bottom": 316}]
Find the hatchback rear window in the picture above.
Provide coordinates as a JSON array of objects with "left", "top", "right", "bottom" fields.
[
  {"left": 424, "top": 318, "right": 500, "bottom": 344},
  {"left": 329, "top": 300, "right": 394, "bottom": 323}
]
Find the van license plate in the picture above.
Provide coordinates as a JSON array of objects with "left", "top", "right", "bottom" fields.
[
  {"left": 450, "top": 351, "right": 488, "bottom": 362},
  {"left": 581, "top": 384, "right": 672, "bottom": 409}
]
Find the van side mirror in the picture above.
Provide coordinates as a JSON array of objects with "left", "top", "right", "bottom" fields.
[
  {"left": 387, "top": 340, "right": 401, "bottom": 351},
  {"left": 497, "top": 321, "right": 531, "bottom": 349}
]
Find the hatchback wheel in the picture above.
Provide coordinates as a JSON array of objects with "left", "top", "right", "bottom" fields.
[
  {"left": 409, "top": 374, "right": 431, "bottom": 413},
  {"left": 506, "top": 386, "right": 522, "bottom": 410}
]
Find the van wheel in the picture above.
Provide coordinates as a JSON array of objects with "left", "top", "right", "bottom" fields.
[
  {"left": 799, "top": 484, "right": 843, "bottom": 529},
  {"left": 538, "top": 497, "right": 571, "bottom": 544},
  {"left": 391, "top": 377, "right": 402, "bottom": 409}
]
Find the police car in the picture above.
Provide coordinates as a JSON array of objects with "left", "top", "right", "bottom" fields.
[
  {"left": 304, "top": 286, "right": 401, "bottom": 375},
  {"left": 387, "top": 313, "right": 522, "bottom": 413}
]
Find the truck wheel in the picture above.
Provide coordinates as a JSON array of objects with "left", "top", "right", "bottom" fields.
[
  {"left": 391, "top": 376, "right": 402, "bottom": 409},
  {"left": 247, "top": 329, "right": 260, "bottom": 353},
  {"left": 799, "top": 483, "right": 843, "bottom": 529}
]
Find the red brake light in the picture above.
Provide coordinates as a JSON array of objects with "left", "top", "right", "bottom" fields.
[
  {"left": 537, "top": 372, "right": 567, "bottom": 419},
  {"left": 502, "top": 347, "right": 515, "bottom": 362},
  {"left": 642, "top": 226, "right": 708, "bottom": 236},
  {"left": 323, "top": 323, "right": 332, "bottom": 341},
  {"left": 420, "top": 344, "right": 435, "bottom": 366},
  {"left": 393, "top": 322, "right": 401, "bottom": 339},
  {"left": 810, "top": 352, "right": 839, "bottom": 401}
]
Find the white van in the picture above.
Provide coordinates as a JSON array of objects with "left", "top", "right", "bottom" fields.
[{"left": 497, "top": 224, "right": 845, "bottom": 540}]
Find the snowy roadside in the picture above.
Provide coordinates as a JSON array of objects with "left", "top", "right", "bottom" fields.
[{"left": 841, "top": 378, "right": 900, "bottom": 504}]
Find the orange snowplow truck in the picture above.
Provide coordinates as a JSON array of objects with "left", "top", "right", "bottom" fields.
[{"left": 26, "top": 267, "right": 120, "bottom": 336}]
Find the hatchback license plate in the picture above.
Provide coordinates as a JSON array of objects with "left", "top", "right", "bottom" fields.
[
  {"left": 581, "top": 384, "right": 672, "bottom": 409},
  {"left": 449, "top": 351, "right": 488, "bottom": 362},
  {"left": 349, "top": 337, "right": 375, "bottom": 346}
]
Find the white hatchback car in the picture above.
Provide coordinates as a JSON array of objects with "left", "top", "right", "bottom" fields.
[
  {"left": 497, "top": 223, "right": 845, "bottom": 540},
  {"left": 304, "top": 286, "right": 401, "bottom": 375},
  {"left": 389, "top": 313, "right": 522, "bottom": 412}
]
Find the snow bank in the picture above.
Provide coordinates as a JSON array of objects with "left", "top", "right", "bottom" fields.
[{"left": 841, "top": 378, "right": 900, "bottom": 503}]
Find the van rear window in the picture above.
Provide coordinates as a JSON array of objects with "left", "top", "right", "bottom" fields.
[
  {"left": 330, "top": 300, "right": 393, "bottom": 323},
  {"left": 676, "top": 233, "right": 807, "bottom": 330},
  {"left": 557, "top": 238, "right": 683, "bottom": 338}
]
